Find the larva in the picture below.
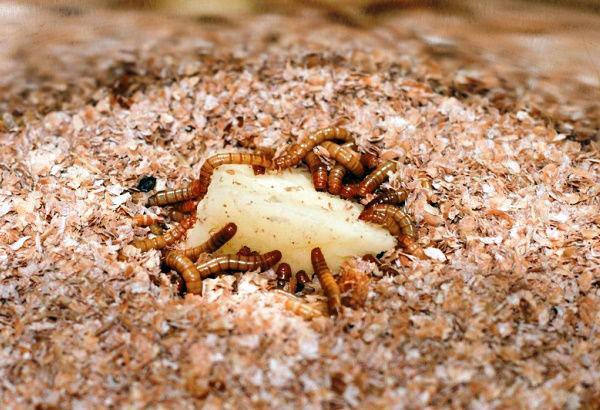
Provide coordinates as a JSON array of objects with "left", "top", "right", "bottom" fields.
[
  {"left": 195, "top": 251, "right": 282, "bottom": 279},
  {"left": 147, "top": 180, "right": 202, "bottom": 207},
  {"left": 339, "top": 183, "right": 358, "bottom": 199},
  {"left": 197, "top": 153, "right": 273, "bottom": 199},
  {"left": 359, "top": 204, "right": 415, "bottom": 238},
  {"left": 396, "top": 234, "right": 426, "bottom": 259},
  {"left": 360, "top": 205, "right": 425, "bottom": 258},
  {"left": 303, "top": 151, "right": 328, "bottom": 191},
  {"left": 149, "top": 224, "right": 165, "bottom": 236},
  {"left": 356, "top": 161, "right": 397, "bottom": 197},
  {"left": 311, "top": 247, "right": 342, "bottom": 316},
  {"left": 320, "top": 141, "right": 364, "bottom": 176},
  {"left": 183, "top": 222, "right": 238, "bottom": 262},
  {"left": 131, "top": 216, "right": 196, "bottom": 252},
  {"left": 133, "top": 214, "right": 161, "bottom": 227},
  {"left": 274, "top": 290, "right": 324, "bottom": 320},
  {"left": 169, "top": 209, "right": 187, "bottom": 222},
  {"left": 165, "top": 251, "right": 203, "bottom": 295},
  {"left": 148, "top": 153, "right": 272, "bottom": 206},
  {"left": 273, "top": 126, "right": 353, "bottom": 169},
  {"left": 275, "top": 263, "right": 292, "bottom": 289},
  {"left": 328, "top": 164, "right": 347, "bottom": 195},
  {"left": 362, "top": 189, "right": 409, "bottom": 211},
  {"left": 174, "top": 200, "right": 199, "bottom": 214},
  {"left": 360, "top": 153, "right": 380, "bottom": 169}
]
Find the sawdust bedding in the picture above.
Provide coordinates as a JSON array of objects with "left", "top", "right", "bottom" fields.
[{"left": 0, "top": 3, "right": 598, "bottom": 408}]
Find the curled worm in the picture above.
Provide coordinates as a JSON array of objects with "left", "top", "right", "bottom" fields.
[
  {"left": 320, "top": 141, "right": 364, "bottom": 176},
  {"left": 165, "top": 251, "right": 203, "bottom": 295},
  {"left": 362, "top": 189, "right": 409, "bottom": 212},
  {"left": 357, "top": 161, "right": 397, "bottom": 197},
  {"left": 183, "top": 222, "right": 238, "bottom": 262},
  {"left": 274, "top": 127, "right": 353, "bottom": 169},
  {"left": 131, "top": 216, "right": 196, "bottom": 251}
]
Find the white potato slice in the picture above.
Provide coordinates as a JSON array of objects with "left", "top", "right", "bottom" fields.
[{"left": 186, "top": 165, "right": 396, "bottom": 272}]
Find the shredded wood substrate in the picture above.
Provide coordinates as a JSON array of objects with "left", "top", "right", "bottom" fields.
[{"left": 0, "top": 2, "right": 599, "bottom": 409}]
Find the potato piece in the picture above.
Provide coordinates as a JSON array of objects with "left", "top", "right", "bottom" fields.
[{"left": 186, "top": 165, "right": 396, "bottom": 273}]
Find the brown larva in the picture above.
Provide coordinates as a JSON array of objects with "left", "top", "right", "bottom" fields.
[
  {"left": 133, "top": 214, "right": 161, "bottom": 227},
  {"left": 164, "top": 251, "right": 203, "bottom": 295},
  {"left": 356, "top": 161, "right": 397, "bottom": 197},
  {"left": 273, "top": 126, "right": 353, "bottom": 169},
  {"left": 362, "top": 189, "right": 409, "bottom": 212},
  {"left": 174, "top": 200, "right": 199, "bottom": 214},
  {"left": 197, "top": 152, "right": 273, "bottom": 197},
  {"left": 360, "top": 153, "right": 380, "bottom": 170},
  {"left": 319, "top": 141, "right": 364, "bottom": 176},
  {"left": 303, "top": 151, "right": 328, "bottom": 191},
  {"left": 195, "top": 251, "right": 282, "bottom": 279},
  {"left": 339, "top": 183, "right": 359, "bottom": 199},
  {"left": 311, "top": 247, "right": 342, "bottom": 316},
  {"left": 131, "top": 216, "right": 196, "bottom": 251},
  {"left": 147, "top": 181, "right": 202, "bottom": 207},
  {"left": 328, "top": 164, "right": 347, "bottom": 195},
  {"left": 274, "top": 290, "right": 324, "bottom": 320},
  {"left": 359, "top": 204, "right": 425, "bottom": 258},
  {"left": 359, "top": 204, "right": 415, "bottom": 238},
  {"left": 148, "top": 153, "right": 272, "bottom": 206},
  {"left": 183, "top": 222, "right": 238, "bottom": 262}
]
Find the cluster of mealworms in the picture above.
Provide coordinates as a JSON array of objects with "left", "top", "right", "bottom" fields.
[{"left": 129, "top": 126, "right": 428, "bottom": 319}]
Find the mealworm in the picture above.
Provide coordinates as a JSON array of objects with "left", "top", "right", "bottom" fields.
[
  {"left": 197, "top": 153, "right": 273, "bottom": 198},
  {"left": 273, "top": 126, "right": 353, "bottom": 169},
  {"left": 165, "top": 251, "right": 203, "bottom": 295},
  {"left": 303, "top": 151, "right": 328, "bottom": 191},
  {"left": 174, "top": 200, "right": 199, "bottom": 214},
  {"left": 359, "top": 206, "right": 401, "bottom": 236},
  {"left": 396, "top": 234, "right": 426, "bottom": 259},
  {"left": 133, "top": 214, "right": 161, "bottom": 227},
  {"left": 196, "top": 250, "right": 282, "bottom": 279},
  {"left": 311, "top": 247, "right": 342, "bottom": 316},
  {"left": 148, "top": 153, "right": 272, "bottom": 206},
  {"left": 360, "top": 153, "right": 380, "bottom": 169},
  {"left": 320, "top": 141, "right": 364, "bottom": 176},
  {"left": 131, "top": 216, "right": 196, "bottom": 251},
  {"left": 274, "top": 290, "right": 324, "bottom": 320},
  {"left": 169, "top": 209, "right": 186, "bottom": 222},
  {"left": 328, "top": 164, "right": 347, "bottom": 195},
  {"left": 339, "top": 183, "right": 359, "bottom": 199},
  {"left": 356, "top": 161, "right": 397, "bottom": 197},
  {"left": 147, "top": 180, "right": 202, "bottom": 207},
  {"left": 359, "top": 204, "right": 415, "bottom": 238},
  {"left": 275, "top": 263, "right": 292, "bottom": 289},
  {"left": 362, "top": 189, "right": 409, "bottom": 211},
  {"left": 183, "top": 222, "right": 238, "bottom": 262},
  {"left": 149, "top": 224, "right": 165, "bottom": 236},
  {"left": 253, "top": 165, "right": 266, "bottom": 175}
]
